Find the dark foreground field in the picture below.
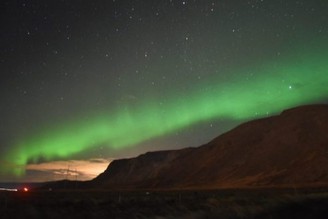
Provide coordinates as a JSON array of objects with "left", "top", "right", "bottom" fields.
[{"left": 1, "top": 188, "right": 328, "bottom": 219}]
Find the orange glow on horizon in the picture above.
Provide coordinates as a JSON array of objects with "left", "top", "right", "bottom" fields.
[{"left": 25, "top": 158, "right": 112, "bottom": 181}]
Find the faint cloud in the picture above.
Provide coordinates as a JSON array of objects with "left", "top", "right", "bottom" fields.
[
  {"left": 89, "top": 158, "right": 109, "bottom": 163},
  {"left": 26, "top": 158, "right": 112, "bottom": 181}
]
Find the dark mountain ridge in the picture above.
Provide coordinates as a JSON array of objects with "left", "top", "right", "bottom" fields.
[{"left": 91, "top": 104, "right": 328, "bottom": 189}]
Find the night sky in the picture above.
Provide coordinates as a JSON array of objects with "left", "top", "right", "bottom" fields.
[{"left": 1, "top": 0, "right": 327, "bottom": 182}]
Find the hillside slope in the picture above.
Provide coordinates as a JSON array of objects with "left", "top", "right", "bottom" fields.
[{"left": 92, "top": 104, "right": 328, "bottom": 189}]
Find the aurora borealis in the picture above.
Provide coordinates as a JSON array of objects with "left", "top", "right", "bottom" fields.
[{"left": 1, "top": 0, "right": 328, "bottom": 181}]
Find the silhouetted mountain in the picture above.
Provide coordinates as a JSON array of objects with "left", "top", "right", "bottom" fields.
[{"left": 91, "top": 104, "right": 328, "bottom": 189}]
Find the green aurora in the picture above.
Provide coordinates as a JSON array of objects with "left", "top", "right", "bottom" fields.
[{"left": 4, "top": 43, "right": 328, "bottom": 176}]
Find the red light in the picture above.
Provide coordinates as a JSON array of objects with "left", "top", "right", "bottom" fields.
[{"left": 23, "top": 187, "right": 29, "bottom": 192}]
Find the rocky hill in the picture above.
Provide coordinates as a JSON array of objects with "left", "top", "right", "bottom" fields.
[{"left": 92, "top": 104, "right": 328, "bottom": 189}]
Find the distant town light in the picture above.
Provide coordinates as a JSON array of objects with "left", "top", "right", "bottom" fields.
[{"left": 0, "top": 188, "right": 18, "bottom": 192}]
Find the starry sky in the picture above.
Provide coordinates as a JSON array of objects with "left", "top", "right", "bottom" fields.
[{"left": 1, "top": 0, "right": 328, "bottom": 182}]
